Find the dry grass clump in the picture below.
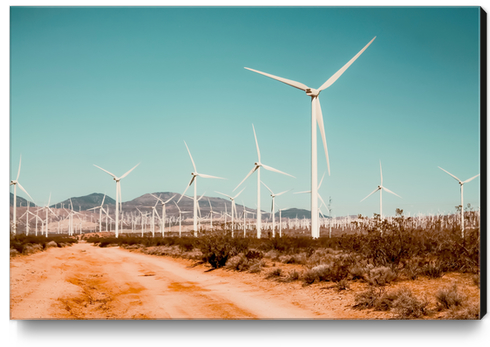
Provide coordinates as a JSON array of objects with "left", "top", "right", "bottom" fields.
[
  {"left": 353, "top": 286, "right": 429, "bottom": 319},
  {"left": 420, "top": 260, "right": 444, "bottom": 278},
  {"left": 335, "top": 278, "right": 350, "bottom": 291},
  {"left": 225, "top": 253, "right": 265, "bottom": 273},
  {"left": 364, "top": 266, "right": 397, "bottom": 286},
  {"left": 444, "top": 303, "right": 480, "bottom": 320},
  {"left": 265, "top": 268, "right": 283, "bottom": 279},
  {"left": 435, "top": 283, "right": 467, "bottom": 310},
  {"left": 279, "top": 252, "right": 308, "bottom": 265}
]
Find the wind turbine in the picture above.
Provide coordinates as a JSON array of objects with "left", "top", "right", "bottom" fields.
[
  {"left": 87, "top": 194, "right": 107, "bottom": 233},
  {"left": 215, "top": 188, "right": 245, "bottom": 236},
  {"left": 207, "top": 198, "right": 220, "bottom": 230},
  {"left": 177, "top": 141, "right": 225, "bottom": 236},
  {"left": 38, "top": 194, "right": 58, "bottom": 237},
  {"left": 10, "top": 155, "right": 35, "bottom": 234},
  {"left": 294, "top": 172, "right": 328, "bottom": 237},
  {"left": 438, "top": 166, "right": 480, "bottom": 238},
  {"left": 244, "top": 37, "right": 375, "bottom": 238},
  {"left": 261, "top": 181, "right": 291, "bottom": 237},
  {"left": 360, "top": 161, "right": 401, "bottom": 223},
  {"left": 93, "top": 163, "right": 139, "bottom": 237},
  {"left": 234, "top": 124, "right": 295, "bottom": 238},
  {"left": 151, "top": 193, "right": 176, "bottom": 237}
]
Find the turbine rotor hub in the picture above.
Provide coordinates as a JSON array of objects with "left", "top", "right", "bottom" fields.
[{"left": 305, "top": 88, "right": 320, "bottom": 97}]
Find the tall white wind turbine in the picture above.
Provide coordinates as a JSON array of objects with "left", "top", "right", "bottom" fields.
[
  {"left": 87, "top": 194, "right": 107, "bottom": 233},
  {"left": 438, "top": 166, "right": 480, "bottom": 238},
  {"left": 360, "top": 161, "right": 401, "bottom": 223},
  {"left": 244, "top": 37, "right": 375, "bottom": 238},
  {"left": 234, "top": 124, "right": 295, "bottom": 238},
  {"left": 93, "top": 163, "right": 139, "bottom": 238},
  {"left": 177, "top": 141, "right": 225, "bottom": 236},
  {"left": 10, "top": 155, "right": 35, "bottom": 234}
]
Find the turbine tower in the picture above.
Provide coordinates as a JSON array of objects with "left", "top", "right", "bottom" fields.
[
  {"left": 234, "top": 124, "right": 295, "bottom": 238},
  {"left": 10, "top": 155, "right": 35, "bottom": 234},
  {"left": 360, "top": 161, "right": 401, "bottom": 223},
  {"left": 94, "top": 163, "right": 139, "bottom": 238},
  {"left": 244, "top": 37, "right": 375, "bottom": 238},
  {"left": 177, "top": 141, "right": 225, "bottom": 236},
  {"left": 215, "top": 188, "right": 245, "bottom": 236},
  {"left": 261, "top": 181, "right": 291, "bottom": 237},
  {"left": 438, "top": 166, "right": 480, "bottom": 238}
]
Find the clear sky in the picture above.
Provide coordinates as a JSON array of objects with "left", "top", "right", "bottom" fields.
[{"left": 9, "top": 6, "right": 481, "bottom": 217}]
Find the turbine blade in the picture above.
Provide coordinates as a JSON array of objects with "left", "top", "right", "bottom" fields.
[
  {"left": 261, "top": 181, "right": 273, "bottom": 194},
  {"left": 233, "top": 187, "right": 246, "bottom": 199},
  {"left": 244, "top": 67, "right": 308, "bottom": 91},
  {"left": 164, "top": 194, "right": 177, "bottom": 204},
  {"left": 294, "top": 190, "right": 311, "bottom": 195},
  {"left": 101, "top": 194, "right": 106, "bottom": 206},
  {"left": 382, "top": 186, "right": 402, "bottom": 198},
  {"left": 216, "top": 191, "right": 232, "bottom": 199},
  {"left": 198, "top": 173, "right": 225, "bottom": 179},
  {"left": 380, "top": 160, "right": 383, "bottom": 185},
  {"left": 261, "top": 164, "right": 295, "bottom": 178},
  {"left": 197, "top": 192, "right": 206, "bottom": 201},
  {"left": 463, "top": 174, "right": 480, "bottom": 184},
  {"left": 120, "top": 163, "right": 140, "bottom": 180},
  {"left": 177, "top": 178, "right": 194, "bottom": 203},
  {"left": 16, "top": 182, "right": 35, "bottom": 204},
  {"left": 184, "top": 141, "right": 197, "bottom": 172},
  {"left": 93, "top": 164, "right": 117, "bottom": 179},
  {"left": 438, "top": 166, "right": 461, "bottom": 183},
  {"left": 318, "top": 193, "right": 328, "bottom": 211},
  {"left": 315, "top": 98, "right": 330, "bottom": 175},
  {"left": 275, "top": 189, "right": 291, "bottom": 197},
  {"left": 252, "top": 124, "right": 261, "bottom": 162},
  {"left": 318, "top": 37, "right": 376, "bottom": 91},
  {"left": 360, "top": 187, "right": 380, "bottom": 202},
  {"left": 150, "top": 193, "right": 162, "bottom": 202},
  {"left": 318, "top": 171, "right": 326, "bottom": 190},
  {"left": 233, "top": 165, "right": 258, "bottom": 191},
  {"left": 16, "top": 155, "right": 22, "bottom": 181}
]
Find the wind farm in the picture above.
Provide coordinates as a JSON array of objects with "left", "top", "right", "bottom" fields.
[{"left": 9, "top": 7, "right": 482, "bottom": 323}]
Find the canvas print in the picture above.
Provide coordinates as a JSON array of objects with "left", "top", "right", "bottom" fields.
[{"left": 10, "top": 6, "right": 483, "bottom": 320}]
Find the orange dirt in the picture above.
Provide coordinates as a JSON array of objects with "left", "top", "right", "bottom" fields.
[{"left": 10, "top": 242, "right": 480, "bottom": 319}]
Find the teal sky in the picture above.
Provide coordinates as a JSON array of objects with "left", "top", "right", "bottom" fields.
[{"left": 9, "top": 6, "right": 481, "bottom": 217}]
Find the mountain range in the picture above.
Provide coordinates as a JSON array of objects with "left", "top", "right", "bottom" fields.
[{"left": 10, "top": 191, "right": 315, "bottom": 219}]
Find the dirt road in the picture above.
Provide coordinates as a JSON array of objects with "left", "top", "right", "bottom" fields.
[{"left": 10, "top": 242, "right": 337, "bottom": 319}]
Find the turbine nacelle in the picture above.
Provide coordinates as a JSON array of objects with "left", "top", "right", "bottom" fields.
[{"left": 305, "top": 88, "right": 320, "bottom": 97}]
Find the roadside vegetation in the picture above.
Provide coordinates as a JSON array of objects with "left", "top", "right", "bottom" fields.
[
  {"left": 10, "top": 234, "right": 78, "bottom": 256},
  {"left": 80, "top": 210, "right": 481, "bottom": 319}
]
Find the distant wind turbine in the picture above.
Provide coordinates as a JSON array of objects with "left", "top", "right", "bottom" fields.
[
  {"left": 215, "top": 188, "right": 245, "bottom": 236},
  {"left": 10, "top": 155, "right": 35, "bottom": 234},
  {"left": 438, "top": 166, "right": 480, "bottom": 238},
  {"left": 261, "top": 181, "right": 291, "bottom": 237},
  {"left": 151, "top": 193, "right": 176, "bottom": 237},
  {"left": 360, "top": 161, "right": 401, "bottom": 223},
  {"left": 244, "top": 37, "right": 375, "bottom": 238},
  {"left": 93, "top": 163, "right": 139, "bottom": 237},
  {"left": 234, "top": 124, "right": 295, "bottom": 238},
  {"left": 177, "top": 141, "right": 225, "bottom": 236}
]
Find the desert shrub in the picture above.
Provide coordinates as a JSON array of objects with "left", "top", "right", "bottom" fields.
[
  {"left": 353, "top": 287, "right": 384, "bottom": 310},
  {"left": 196, "top": 233, "right": 248, "bottom": 269},
  {"left": 245, "top": 249, "right": 263, "bottom": 260},
  {"left": 365, "top": 266, "right": 397, "bottom": 286},
  {"left": 248, "top": 260, "right": 265, "bottom": 273},
  {"left": 285, "top": 269, "right": 301, "bottom": 282},
  {"left": 401, "top": 260, "right": 420, "bottom": 280},
  {"left": 225, "top": 254, "right": 249, "bottom": 271},
  {"left": 349, "top": 264, "right": 367, "bottom": 280},
  {"left": 264, "top": 249, "right": 280, "bottom": 261},
  {"left": 279, "top": 253, "right": 307, "bottom": 265},
  {"left": 436, "top": 283, "right": 466, "bottom": 310},
  {"left": 390, "top": 287, "right": 429, "bottom": 319},
  {"left": 444, "top": 303, "right": 480, "bottom": 320},
  {"left": 265, "top": 268, "right": 283, "bottom": 279},
  {"left": 335, "top": 278, "right": 350, "bottom": 291},
  {"left": 421, "top": 260, "right": 444, "bottom": 278},
  {"left": 10, "top": 249, "right": 20, "bottom": 257}
]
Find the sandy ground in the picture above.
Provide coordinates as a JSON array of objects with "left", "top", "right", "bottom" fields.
[
  {"left": 10, "top": 242, "right": 337, "bottom": 319},
  {"left": 10, "top": 241, "right": 480, "bottom": 320}
]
